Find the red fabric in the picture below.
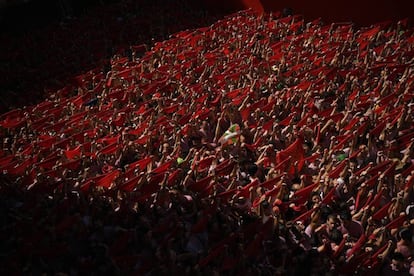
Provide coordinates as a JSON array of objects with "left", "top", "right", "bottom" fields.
[
  {"left": 0, "top": 117, "right": 26, "bottom": 129},
  {"left": 134, "top": 135, "right": 149, "bottom": 145},
  {"left": 37, "top": 156, "right": 60, "bottom": 170},
  {"left": 237, "top": 179, "right": 259, "bottom": 198},
  {"left": 259, "top": 175, "right": 283, "bottom": 190},
  {"left": 291, "top": 182, "right": 318, "bottom": 205},
  {"left": 61, "top": 159, "right": 81, "bottom": 171},
  {"left": 167, "top": 169, "right": 182, "bottom": 186},
  {"left": 80, "top": 179, "right": 94, "bottom": 193},
  {"left": 151, "top": 160, "right": 173, "bottom": 174},
  {"left": 187, "top": 175, "right": 214, "bottom": 193},
  {"left": 346, "top": 234, "right": 366, "bottom": 258},
  {"left": 7, "top": 158, "right": 33, "bottom": 175},
  {"left": 216, "top": 188, "right": 238, "bottom": 202},
  {"left": 120, "top": 175, "right": 141, "bottom": 192},
  {"left": 191, "top": 215, "right": 210, "bottom": 233},
  {"left": 196, "top": 156, "right": 215, "bottom": 172},
  {"left": 293, "top": 207, "right": 317, "bottom": 222},
  {"left": 65, "top": 145, "right": 82, "bottom": 160},
  {"left": 0, "top": 155, "right": 15, "bottom": 168},
  {"left": 363, "top": 242, "right": 389, "bottom": 268},
  {"left": 20, "top": 144, "right": 34, "bottom": 156},
  {"left": 98, "top": 135, "right": 120, "bottom": 145},
  {"left": 129, "top": 156, "right": 152, "bottom": 171},
  {"left": 99, "top": 142, "right": 120, "bottom": 155},
  {"left": 367, "top": 160, "right": 392, "bottom": 176},
  {"left": 385, "top": 214, "right": 407, "bottom": 230},
  {"left": 138, "top": 173, "right": 165, "bottom": 198},
  {"left": 127, "top": 122, "right": 149, "bottom": 137},
  {"left": 96, "top": 170, "right": 120, "bottom": 188},
  {"left": 321, "top": 187, "right": 336, "bottom": 205},
  {"left": 276, "top": 137, "right": 305, "bottom": 175},
  {"left": 215, "top": 160, "right": 236, "bottom": 176},
  {"left": 366, "top": 189, "right": 385, "bottom": 211},
  {"left": 333, "top": 237, "right": 347, "bottom": 259},
  {"left": 278, "top": 113, "right": 294, "bottom": 126}
]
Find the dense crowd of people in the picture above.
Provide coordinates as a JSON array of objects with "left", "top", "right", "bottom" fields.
[
  {"left": 1, "top": 8, "right": 414, "bottom": 275},
  {"left": 0, "top": 0, "right": 224, "bottom": 112}
]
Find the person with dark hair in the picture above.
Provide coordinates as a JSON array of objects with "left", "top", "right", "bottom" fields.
[
  {"left": 380, "top": 251, "right": 410, "bottom": 275},
  {"left": 339, "top": 210, "right": 364, "bottom": 240},
  {"left": 396, "top": 228, "right": 414, "bottom": 259}
]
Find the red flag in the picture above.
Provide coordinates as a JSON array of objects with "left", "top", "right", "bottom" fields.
[
  {"left": 321, "top": 187, "right": 336, "bottom": 205},
  {"left": 99, "top": 142, "right": 120, "bottom": 155},
  {"left": 346, "top": 234, "right": 366, "bottom": 258},
  {"left": 239, "top": 106, "right": 251, "bottom": 122},
  {"left": 359, "top": 26, "right": 381, "bottom": 40},
  {"left": 20, "top": 144, "right": 34, "bottom": 156},
  {"left": 128, "top": 122, "right": 149, "bottom": 137},
  {"left": 150, "top": 160, "right": 173, "bottom": 174},
  {"left": 138, "top": 173, "right": 165, "bottom": 198},
  {"left": 237, "top": 179, "right": 259, "bottom": 199},
  {"left": 129, "top": 156, "right": 152, "bottom": 171},
  {"left": 187, "top": 175, "right": 214, "bottom": 193},
  {"left": 98, "top": 135, "right": 120, "bottom": 145},
  {"left": 0, "top": 155, "right": 15, "bottom": 168},
  {"left": 134, "top": 135, "right": 149, "bottom": 145},
  {"left": 54, "top": 138, "right": 71, "bottom": 150},
  {"left": 259, "top": 175, "right": 283, "bottom": 190},
  {"left": 372, "top": 201, "right": 392, "bottom": 221},
  {"left": 367, "top": 160, "right": 392, "bottom": 176},
  {"left": 7, "top": 158, "right": 33, "bottom": 175},
  {"left": 119, "top": 175, "right": 141, "bottom": 192},
  {"left": 64, "top": 145, "right": 82, "bottom": 160},
  {"left": 167, "top": 169, "right": 182, "bottom": 186},
  {"left": 291, "top": 182, "right": 319, "bottom": 205},
  {"left": 276, "top": 137, "right": 305, "bottom": 175},
  {"left": 293, "top": 207, "right": 317, "bottom": 222},
  {"left": 366, "top": 189, "right": 384, "bottom": 210},
  {"left": 0, "top": 117, "right": 26, "bottom": 129},
  {"left": 61, "top": 159, "right": 81, "bottom": 171},
  {"left": 196, "top": 156, "right": 215, "bottom": 172},
  {"left": 80, "top": 179, "right": 94, "bottom": 193},
  {"left": 215, "top": 160, "right": 236, "bottom": 176},
  {"left": 37, "top": 156, "right": 60, "bottom": 170},
  {"left": 369, "top": 120, "right": 387, "bottom": 136},
  {"left": 364, "top": 242, "right": 389, "bottom": 267},
  {"left": 216, "top": 188, "right": 238, "bottom": 202},
  {"left": 333, "top": 237, "right": 347, "bottom": 259},
  {"left": 37, "top": 136, "right": 57, "bottom": 149},
  {"left": 385, "top": 214, "right": 407, "bottom": 230},
  {"left": 329, "top": 159, "right": 348, "bottom": 179},
  {"left": 344, "top": 117, "right": 359, "bottom": 131},
  {"left": 96, "top": 170, "right": 120, "bottom": 188}
]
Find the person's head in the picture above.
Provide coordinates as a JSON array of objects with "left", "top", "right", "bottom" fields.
[
  {"left": 326, "top": 214, "right": 340, "bottom": 231},
  {"left": 339, "top": 210, "right": 352, "bottom": 225},
  {"left": 399, "top": 228, "right": 413, "bottom": 243},
  {"left": 310, "top": 191, "right": 321, "bottom": 205},
  {"left": 246, "top": 163, "right": 258, "bottom": 177},
  {"left": 390, "top": 252, "right": 406, "bottom": 271},
  {"left": 329, "top": 228, "right": 343, "bottom": 245}
]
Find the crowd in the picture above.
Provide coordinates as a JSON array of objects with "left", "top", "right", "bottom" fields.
[
  {"left": 1, "top": 8, "right": 414, "bottom": 275},
  {"left": 0, "top": 0, "right": 224, "bottom": 112}
]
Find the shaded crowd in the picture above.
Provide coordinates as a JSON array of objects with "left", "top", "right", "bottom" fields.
[
  {"left": 1, "top": 8, "right": 414, "bottom": 275},
  {"left": 0, "top": 0, "right": 224, "bottom": 112}
]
